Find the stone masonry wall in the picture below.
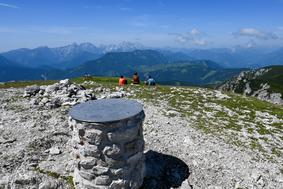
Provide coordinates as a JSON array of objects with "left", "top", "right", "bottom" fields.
[{"left": 69, "top": 111, "right": 145, "bottom": 189}]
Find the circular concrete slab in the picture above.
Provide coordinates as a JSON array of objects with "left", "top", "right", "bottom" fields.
[{"left": 69, "top": 99, "right": 143, "bottom": 123}]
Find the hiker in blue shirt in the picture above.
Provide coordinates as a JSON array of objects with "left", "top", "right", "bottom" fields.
[{"left": 145, "top": 75, "right": 156, "bottom": 86}]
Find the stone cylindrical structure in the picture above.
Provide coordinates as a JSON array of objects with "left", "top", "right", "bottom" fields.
[{"left": 69, "top": 99, "right": 145, "bottom": 189}]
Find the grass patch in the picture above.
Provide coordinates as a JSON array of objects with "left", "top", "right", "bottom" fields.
[
  {"left": 257, "top": 125, "right": 271, "bottom": 135},
  {"left": 34, "top": 168, "right": 75, "bottom": 189},
  {"left": 0, "top": 80, "right": 57, "bottom": 89},
  {"left": 271, "top": 147, "right": 282, "bottom": 157},
  {"left": 250, "top": 139, "right": 262, "bottom": 150}
]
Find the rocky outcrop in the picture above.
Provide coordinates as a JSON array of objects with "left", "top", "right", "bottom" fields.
[
  {"left": 23, "top": 79, "right": 96, "bottom": 108},
  {"left": 23, "top": 79, "right": 129, "bottom": 109},
  {"left": 218, "top": 67, "right": 283, "bottom": 105}
]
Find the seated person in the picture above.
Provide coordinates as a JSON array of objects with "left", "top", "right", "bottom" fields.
[
  {"left": 119, "top": 76, "right": 127, "bottom": 86},
  {"left": 132, "top": 72, "right": 140, "bottom": 84},
  {"left": 145, "top": 76, "right": 156, "bottom": 86}
]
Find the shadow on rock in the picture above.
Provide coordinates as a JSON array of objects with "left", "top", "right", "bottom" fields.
[{"left": 140, "top": 150, "right": 190, "bottom": 189}]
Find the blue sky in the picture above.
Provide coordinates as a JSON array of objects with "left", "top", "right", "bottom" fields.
[{"left": 0, "top": 0, "right": 283, "bottom": 52}]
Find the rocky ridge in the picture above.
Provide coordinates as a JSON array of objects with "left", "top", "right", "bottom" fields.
[
  {"left": 218, "top": 67, "right": 283, "bottom": 105},
  {"left": 0, "top": 79, "right": 282, "bottom": 189}
]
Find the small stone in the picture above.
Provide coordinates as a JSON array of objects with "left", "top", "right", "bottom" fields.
[
  {"left": 80, "top": 157, "right": 97, "bottom": 169},
  {"left": 39, "top": 180, "right": 58, "bottom": 189},
  {"left": 49, "top": 97, "right": 62, "bottom": 109},
  {"left": 179, "top": 179, "right": 192, "bottom": 189},
  {"left": 14, "top": 173, "right": 37, "bottom": 185},
  {"left": 92, "top": 166, "right": 109, "bottom": 175},
  {"left": 95, "top": 175, "right": 112, "bottom": 185},
  {"left": 105, "top": 156, "right": 125, "bottom": 169},
  {"left": 25, "top": 85, "right": 40, "bottom": 96},
  {"left": 46, "top": 85, "right": 58, "bottom": 93},
  {"left": 109, "top": 92, "right": 124, "bottom": 98},
  {"left": 110, "top": 168, "right": 124, "bottom": 177},
  {"left": 79, "top": 170, "right": 95, "bottom": 180},
  {"left": 79, "top": 144, "right": 100, "bottom": 158},
  {"left": 81, "top": 179, "right": 98, "bottom": 189},
  {"left": 103, "top": 144, "right": 122, "bottom": 158},
  {"left": 30, "top": 98, "right": 39, "bottom": 105},
  {"left": 110, "top": 179, "right": 128, "bottom": 189},
  {"left": 49, "top": 147, "right": 61, "bottom": 155},
  {"left": 165, "top": 110, "right": 178, "bottom": 116},
  {"left": 41, "top": 97, "right": 49, "bottom": 104},
  {"left": 85, "top": 129, "right": 103, "bottom": 145},
  {"left": 29, "top": 163, "right": 38, "bottom": 167},
  {"left": 59, "top": 79, "right": 70, "bottom": 86},
  {"left": 107, "top": 125, "right": 139, "bottom": 143}
]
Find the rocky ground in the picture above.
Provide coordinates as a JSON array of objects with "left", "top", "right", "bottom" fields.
[
  {"left": 0, "top": 79, "right": 282, "bottom": 189},
  {"left": 218, "top": 67, "right": 283, "bottom": 106}
]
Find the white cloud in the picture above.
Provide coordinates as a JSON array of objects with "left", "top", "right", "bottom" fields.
[
  {"left": 193, "top": 39, "right": 209, "bottom": 46},
  {"left": 169, "top": 29, "right": 210, "bottom": 46},
  {"left": 175, "top": 35, "right": 187, "bottom": 43},
  {"left": 189, "top": 28, "right": 201, "bottom": 36},
  {"left": 234, "top": 28, "right": 279, "bottom": 40},
  {"left": 0, "top": 3, "right": 19, "bottom": 9}
]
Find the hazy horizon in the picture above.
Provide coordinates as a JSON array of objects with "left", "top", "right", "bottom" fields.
[
  {"left": 1, "top": 0, "right": 283, "bottom": 52},
  {"left": 0, "top": 41, "right": 282, "bottom": 54}
]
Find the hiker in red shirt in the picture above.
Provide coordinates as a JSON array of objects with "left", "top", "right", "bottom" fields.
[
  {"left": 132, "top": 72, "right": 140, "bottom": 84},
  {"left": 119, "top": 76, "right": 127, "bottom": 86}
]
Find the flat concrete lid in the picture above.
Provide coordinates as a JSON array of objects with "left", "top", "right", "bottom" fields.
[{"left": 69, "top": 99, "right": 143, "bottom": 123}]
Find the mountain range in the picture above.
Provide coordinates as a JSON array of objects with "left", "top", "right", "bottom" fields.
[
  {"left": 167, "top": 47, "right": 280, "bottom": 68},
  {"left": 2, "top": 42, "right": 283, "bottom": 70},
  {"left": 0, "top": 42, "right": 283, "bottom": 85},
  {"left": 1, "top": 42, "right": 144, "bottom": 69}
]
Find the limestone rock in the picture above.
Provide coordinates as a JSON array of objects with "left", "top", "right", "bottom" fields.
[
  {"left": 48, "top": 147, "right": 61, "bottom": 155},
  {"left": 24, "top": 85, "right": 40, "bottom": 97}
]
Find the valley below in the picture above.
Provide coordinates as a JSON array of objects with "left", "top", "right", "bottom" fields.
[{"left": 0, "top": 78, "right": 282, "bottom": 189}]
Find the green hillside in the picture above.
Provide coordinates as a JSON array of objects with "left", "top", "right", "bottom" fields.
[
  {"left": 218, "top": 65, "right": 283, "bottom": 106},
  {"left": 140, "top": 61, "right": 245, "bottom": 85},
  {"left": 221, "top": 65, "right": 283, "bottom": 96},
  {"left": 69, "top": 51, "right": 245, "bottom": 86},
  {"left": 255, "top": 65, "right": 283, "bottom": 95}
]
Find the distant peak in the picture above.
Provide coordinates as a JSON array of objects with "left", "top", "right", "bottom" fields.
[{"left": 36, "top": 46, "right": 50, "bottom": 49}]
